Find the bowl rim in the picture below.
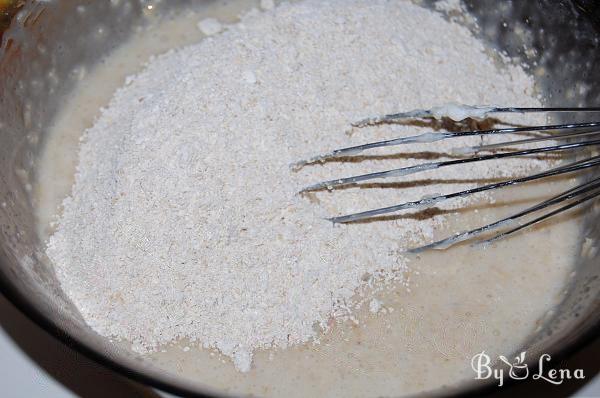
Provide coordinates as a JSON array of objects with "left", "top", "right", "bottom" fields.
[{"left": 0, "top": 0, "right": 599, "bottom": 395}]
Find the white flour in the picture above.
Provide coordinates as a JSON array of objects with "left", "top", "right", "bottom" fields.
[{"left": 46, "top": 0, "right": 545, "bottom": 372}]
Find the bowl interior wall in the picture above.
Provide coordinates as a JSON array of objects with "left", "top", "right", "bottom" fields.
[{"left": 0, "top": 0, "right": 598, "bottom": 395}]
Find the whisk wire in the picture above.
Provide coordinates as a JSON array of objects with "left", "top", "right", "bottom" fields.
[
  {"left": 354, "top": 107, "right": 600, "bottom": 127},
  {"left": 302, "top": 137, "right": 600, "bottom": 192},
  {"left": 482, "top": 189, "right": 600, "bottom": 245},
  {"left": 328, "top": 155, "right": 600, "bottom": 224},
  {"left": 294, "top": 122, "right": 600, "bottom": 168},
  {"left": 456, "top": 128, "right": 600, "bottom": 155},
  {"left": 298, "top": 106, "right": 600, "bottom": 250},
  {"left": 410, "top": 176, "right": 600, "bottom": 253}
]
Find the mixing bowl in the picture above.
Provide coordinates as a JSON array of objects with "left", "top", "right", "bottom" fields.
[{"left": 0, "top": 0, "right": 599, "bottom": 396}]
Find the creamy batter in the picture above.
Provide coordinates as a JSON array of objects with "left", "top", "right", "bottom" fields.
[{"left": 34, "top": 1, "right": 581, "bottom": 396}]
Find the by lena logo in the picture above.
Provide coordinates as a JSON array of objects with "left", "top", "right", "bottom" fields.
[{"left": 471, "top": 351, "right": 585, "bottom": 387}]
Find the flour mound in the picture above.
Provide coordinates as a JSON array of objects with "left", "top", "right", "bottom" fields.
[{"left": 47, "top": 0, "right": 540, "bottom": 371}]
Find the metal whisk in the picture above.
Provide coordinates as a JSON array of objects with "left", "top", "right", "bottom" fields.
[{"left": 297, "top": 106, "right": 600, "bottom": 252}]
